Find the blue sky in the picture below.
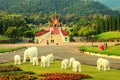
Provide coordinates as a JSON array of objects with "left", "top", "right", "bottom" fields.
[{"left": 94, "top": 0, "right": 120, "bottom": 10}]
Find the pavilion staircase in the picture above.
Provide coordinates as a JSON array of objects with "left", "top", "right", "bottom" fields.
[
  {"left": 40, "top": 28, "right": 63, "bottom": 45},
  {"left": 52, "top": 28, "right": 59, "bottom": 34}
]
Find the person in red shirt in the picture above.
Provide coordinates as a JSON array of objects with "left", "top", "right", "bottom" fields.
[{"left": 100, "top": 44, "right": 105, "bottom": 50}]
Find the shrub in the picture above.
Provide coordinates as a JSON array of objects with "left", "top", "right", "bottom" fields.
[{"left": 79, "top": 46, "right": 87, "bottom": 51}]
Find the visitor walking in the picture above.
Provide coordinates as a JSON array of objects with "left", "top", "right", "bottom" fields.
[{"left": 46, "top": 40, "right": 49, "bottom": 45}]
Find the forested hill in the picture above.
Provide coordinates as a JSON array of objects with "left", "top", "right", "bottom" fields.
[{"left": 0, "top": 0, "right": 119, "bottom": 15}]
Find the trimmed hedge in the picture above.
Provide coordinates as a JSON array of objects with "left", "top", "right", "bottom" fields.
[
  {"left": 79, "top": 45, "right": 120, "bottom": 56},
  {"left": 0, "top": 46, "right": 26, "bottom": 53}
]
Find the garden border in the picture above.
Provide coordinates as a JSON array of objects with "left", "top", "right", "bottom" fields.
[{"left": 83, "top": 51, "right": 120, "bottom": 59}]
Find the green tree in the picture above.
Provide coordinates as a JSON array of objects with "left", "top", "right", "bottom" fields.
[
  {"left": 17, "top": 27, "right": 27, "bottom": 37},
  {"left": 5, "top": 27, "right": 18, "bottom": 39},
  {"left": 24, "top": 30, "right": 34, "bottom": 38},
  {"left": 78, "top": 27, "right": 95, "bottom": 38},
  {"left": 117, "top": 17, "right": 120, "bottom": 31}
]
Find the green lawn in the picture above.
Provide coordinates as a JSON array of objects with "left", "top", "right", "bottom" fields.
[
  {"left": 0, "top": 35, "right": 10, "bottom": 40},
  {"left": 1, "top": 60, "right": 120, "bottom": 80},
  {"left": 94, "top": 31, "right": 120, "bottom": 40},
  {"left": 80, "top": 45, "right": 120, "bottom": 56},
  {"left": 0, "top": 46, "right": 26, "bottom": 53}
]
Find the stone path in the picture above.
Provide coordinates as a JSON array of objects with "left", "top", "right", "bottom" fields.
[
  {"left": 0, "top": 33, "right": 120, "bottom": 69},
  {"left": 0, "top": 42, "right": 120, "bottom": 70}
]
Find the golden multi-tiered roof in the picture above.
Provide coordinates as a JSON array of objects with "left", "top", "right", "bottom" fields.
[{"left": 49, "top": 13, "right": 62, "bottom": 27}]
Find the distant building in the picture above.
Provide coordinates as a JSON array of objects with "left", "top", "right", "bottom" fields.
[{"left": 34, "top": 13, "right": 70, "bottom": 43}]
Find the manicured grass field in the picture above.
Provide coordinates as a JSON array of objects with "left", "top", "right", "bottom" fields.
[
  {"left": 1, "top": 60, "right": 120, "bottom": 80},
  {"left": 0, "top": 35, "right": 10, "bottom": 40},
  {"left": 94, "top": 31, "right": 120, "bottom": 40},
  {"left": 0, "top": 46, "right": 26, "bottom": 53},
  {"left": 80, "top": 45, "right": 120, "bottom": 56}
]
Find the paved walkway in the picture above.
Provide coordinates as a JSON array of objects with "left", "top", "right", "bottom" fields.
[
  {"left": 0, "top": 42, "right": 120, "bottom": 70},
  {"left": 0, "top": 33, "right": 120, "bottom": 69}
]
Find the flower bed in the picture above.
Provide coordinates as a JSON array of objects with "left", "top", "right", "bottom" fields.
[
  {"left": 0, "top": 73, "right": 35, "bottom": 80},
  {"left": 0, "top": 72, "right": 36, "bottom": 80},
  {"left": 0, "top": 65, "right": 22, "bottom": 72},
  {"left": 39, "top": 73, "right": 92, "bottom": 80},
  {"left": 0, "top": 65, "right": 36, "bottom": 80}
]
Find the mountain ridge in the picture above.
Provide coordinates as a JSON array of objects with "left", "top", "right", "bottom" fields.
[{"left": 0, "top": 0, "right": 119, "bottom": 15}]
